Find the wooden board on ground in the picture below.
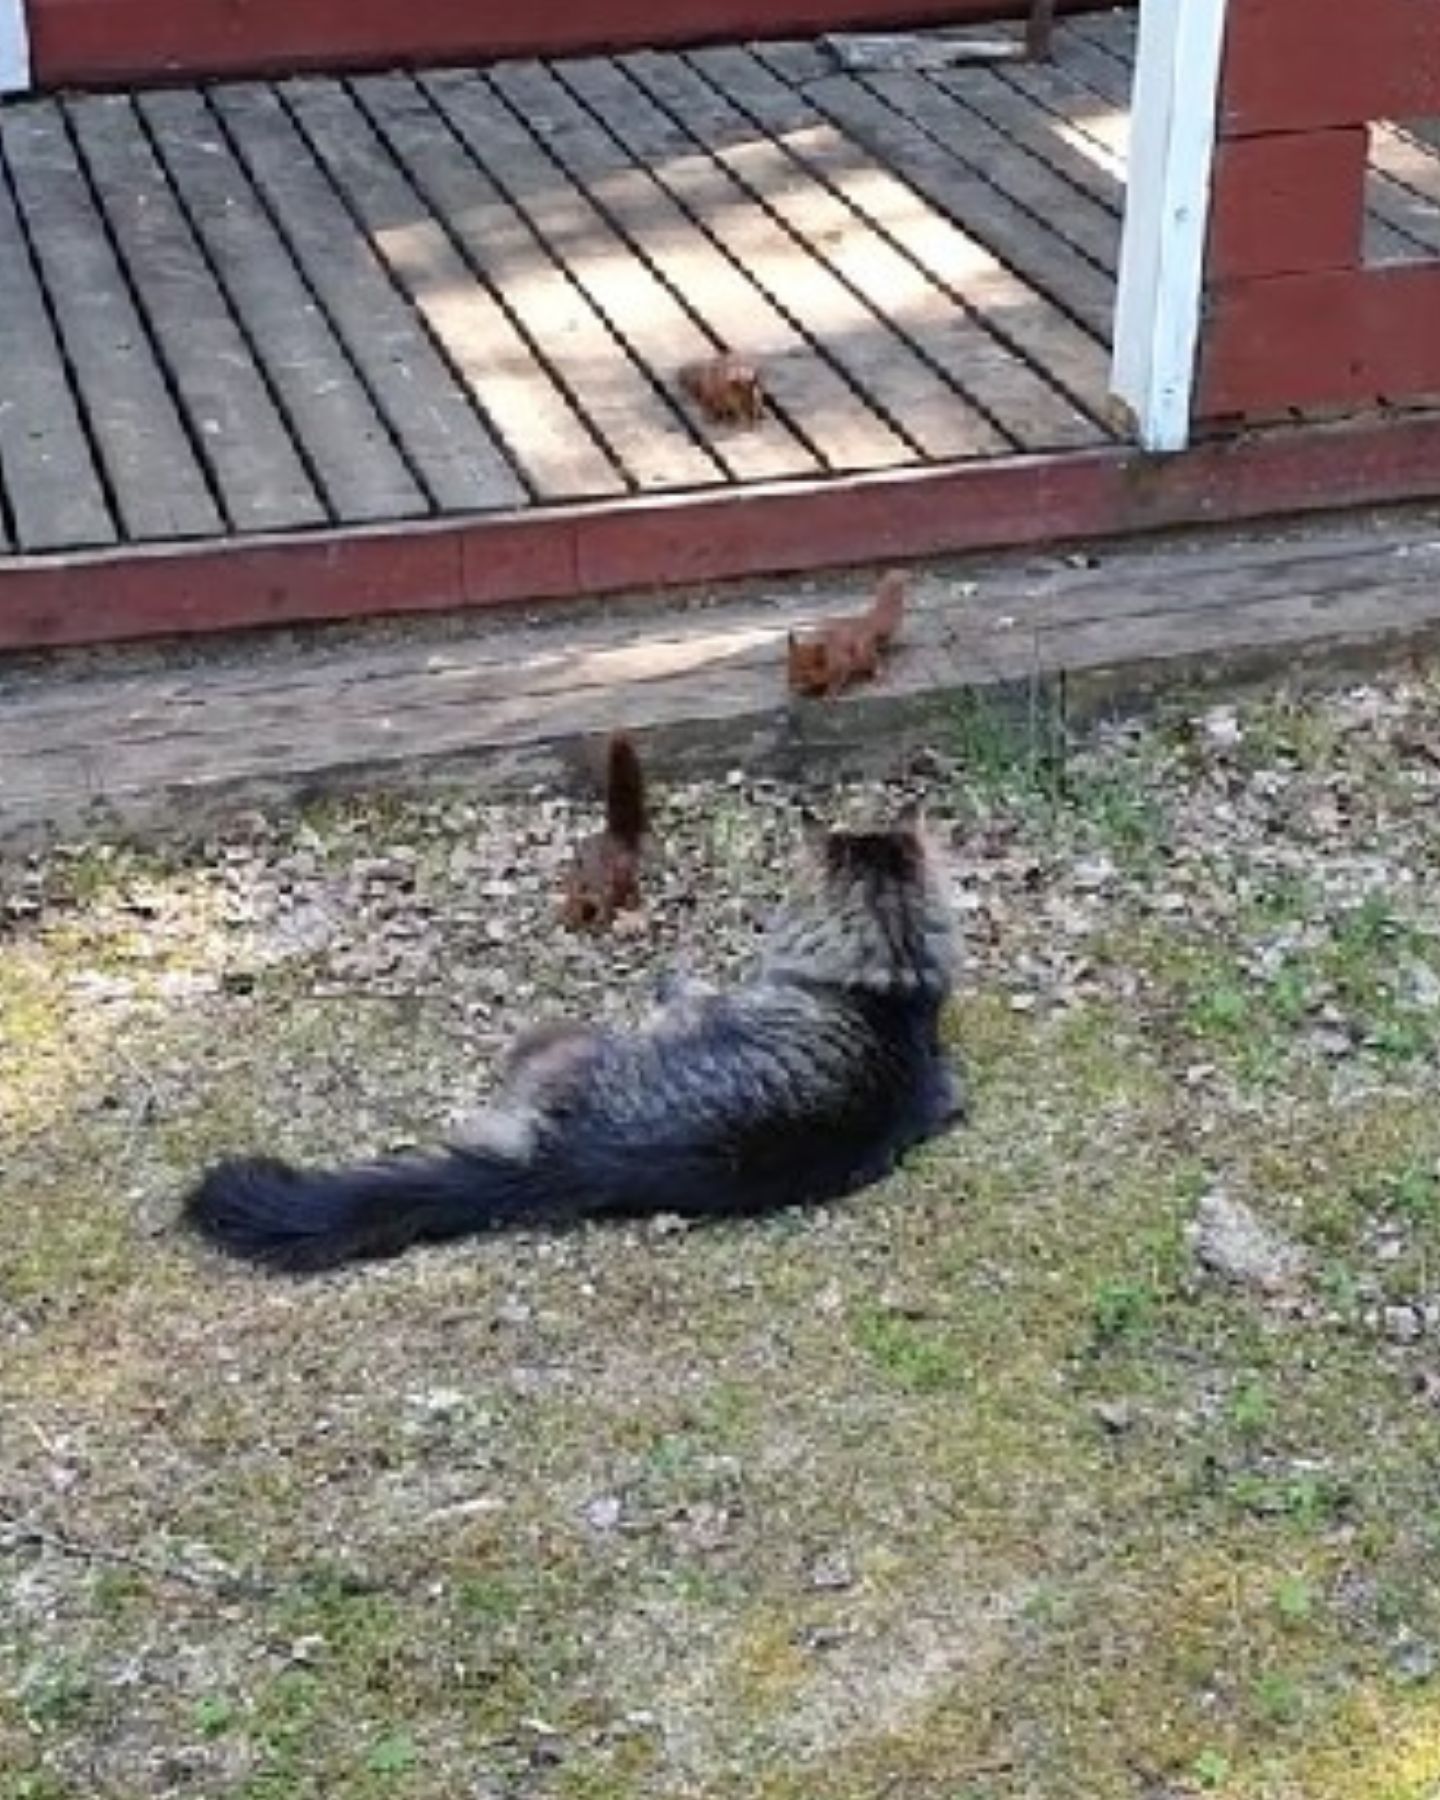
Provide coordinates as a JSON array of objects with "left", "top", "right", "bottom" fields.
[{"left": 7, "top": 510, "right": 1440, "bottom": 850}]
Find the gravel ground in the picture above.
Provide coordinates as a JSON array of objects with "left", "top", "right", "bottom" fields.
[{"left": 4, "top": 674, "right": 1440, "bottom": 1799}]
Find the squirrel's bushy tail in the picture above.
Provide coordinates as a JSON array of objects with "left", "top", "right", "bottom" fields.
[
  {"left": 183, "top": 1147, "right": 568, "bottom": 1273},
  {"left": 603, "top": 733, "right": 647, "bottom": 848},
  {"left": 869, "top": 570, "right": 908, "bottom": 645}
]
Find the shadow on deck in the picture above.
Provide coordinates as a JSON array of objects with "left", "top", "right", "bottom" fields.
[{"left": 2, "top": 12, "right": 1440, "bottom": 649}]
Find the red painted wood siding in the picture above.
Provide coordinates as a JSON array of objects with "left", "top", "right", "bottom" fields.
[
  {"left": 1221, "top": 0, "right": 1440, "bottom": 136},
  {"left": 1202, "top": 265, "right": 1440, "bottom": 416},
  {"left": 1207, "top": 128, "right": 1367, "bottom": 284},
  {"left": 26, "top": 0, "right": 1109, "bottom": 89},
  {"left": 1198, "top": 0, "right": 1440, "bottom": 422}
]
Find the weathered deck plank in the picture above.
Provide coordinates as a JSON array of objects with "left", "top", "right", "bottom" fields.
[
  {"left": 3, "top": 19, "right": 1436, "bottom": 595},
  {"left": 1063, "top": 9, "right": 1440, "bottom": 269},
  {"left": 66, "top": 93, "right": 326, "bottom": 536},
  {"left": 798, "top": 70, "right": 1115, "bottom": 340},
  {"left": 279, "top": 76, "right": 618, "bottom": 505},
  {"left": 352, "top": 73, "right": 725, "bottom": 496},
  {"left": 488, "top": 58, "right": 909, "bottom": 475},
  {"left": 419, "top": 69, "right": 819, "bottom": 486},
  {"left": 1367, "top": 126, "right": 1440, "bottom": 259},
  {"left": 624, "top": 50, "right": 1011, "bottom": 461},
  {"left": 618, "top": 50, "right": 1011, "bottom": 463},
  {"left": 138, "top": 87, "right": 427, "bottom": 525},
  {"left": 560, "top": 58, "right": 918, "bottom": 471},
  {"left": 688, "top": 44, "right": 1108, "bottom": 446},
  {"left": 0, "top": 102, "right": 222, "bottom": 542},
  {"left": 0, "top": 150, "right": 115, "bottom": 552},
  {"left": 212, "top": 81, "right": 527, "bottom": 515},
  {"left": 864, "top": 64, "right": 1120, "bottom": 274},
  {"left": 994, "top": 56, "right": 1129, "bottom": 181},
  {"left": 944, "top": 57, "right": 1125, "bottom": 215}
]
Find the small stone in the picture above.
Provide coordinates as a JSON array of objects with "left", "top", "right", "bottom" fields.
[
  {"left": 1093, "top": 1400, "right": 1136, "bottom": 1436},
  {"left": 807, "top": 1552, "right": 855, "bottom": 1592},
  {"left": 410, "top": 1387, "right": 467, "bottom": 1417},
  {"left": 1202, "top": 705, "right": 1244, "bottom": 750},
  {"left": 1382, "top": 1304, "right": 1425, "bottom": 1344},
  {"left": 583, "top": 1495, "right": 623, "bottom": 1534},
  {"left": 1072, "top": 854, "right": 1116, "bottom": 891},
  {"left": 1405, "top": 960, "right": 1440, "bottom": 1010},
  {"left": 1390, "top": 1634, "right": 1438, "bottom": 1685},
  {"left": 1188, "top": 1189, "right": 1308, "bottom": 1295}
]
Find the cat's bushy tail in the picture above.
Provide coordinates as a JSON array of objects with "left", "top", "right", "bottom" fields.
[{"left": 183, "top": 1146, "right": 571, "bottom": 1273}]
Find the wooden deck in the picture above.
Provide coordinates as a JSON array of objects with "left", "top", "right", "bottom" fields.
[{"left": 3, "top": 13, "right": 1440, "bottom": 647}]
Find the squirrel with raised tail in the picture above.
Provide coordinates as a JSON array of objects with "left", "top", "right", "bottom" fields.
[
  {"left": 786, "top": 569, "right": 908, "bottom": 700},
  {"left": 560, "top": 732, "right": 649, "bottom": 931}
]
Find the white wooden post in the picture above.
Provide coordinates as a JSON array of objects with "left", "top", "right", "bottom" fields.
[
  {"left": 1111, "top": 0, "right": 1230, "bottom": 452},
  {"left": 0, "top": 0, "right": 31, "bottom": 93}
]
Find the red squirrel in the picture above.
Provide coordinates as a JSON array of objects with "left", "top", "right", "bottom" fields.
[
  {"left": 786, "top": 569, "right": 908, "bottom": 700},
  {"left": 679, "top": 353, "right": 766, "bottom": 426},
  {"left": 560, "top": 733, "right": 649, "bottom": 931}
]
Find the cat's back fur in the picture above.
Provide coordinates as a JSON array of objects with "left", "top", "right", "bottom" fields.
[{"left": 182, "top": 821, "right": 963, "bottom": 1273}]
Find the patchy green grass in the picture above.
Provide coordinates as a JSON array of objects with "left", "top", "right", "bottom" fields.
[{"left": 5, "top": 676, "right": 1440, "bottom": 1798}]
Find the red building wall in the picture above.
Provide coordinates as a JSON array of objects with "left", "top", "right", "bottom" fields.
[
  {"left": 25, "top": 0, "right": 1104, "bottom": 89},
  {"left": 1198, "top": 0, "right": 1440, "bottom": 421}
]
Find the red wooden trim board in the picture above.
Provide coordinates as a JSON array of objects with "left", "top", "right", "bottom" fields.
[
  {"left": 5, "top": 416, "right": 1440, "bottom": 652},
  {"left": 24, "top": 0, "right": 1109, "bottom": 88},
  {"left": 1201, "top": 266, "right": 1440, "bottom": 417},
  {"left": 1220, "top": 0, "right": 1440, "bottom": 137}
]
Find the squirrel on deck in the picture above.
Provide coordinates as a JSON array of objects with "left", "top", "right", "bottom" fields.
[
  {"left": 559, "top": 732, "right": 649, "bottom": 931},
  {"left": 786, "top": 569, "right": 908, "bottom": 700},
  {"left": 679, "top": 353, "right": 767, "bottom": 426}
]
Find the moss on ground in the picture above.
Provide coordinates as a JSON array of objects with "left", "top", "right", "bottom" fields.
[{"left": 4, "top": 678, "right": 1440, "bottom": 1798}]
